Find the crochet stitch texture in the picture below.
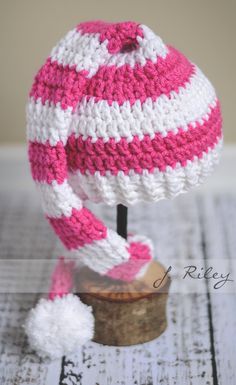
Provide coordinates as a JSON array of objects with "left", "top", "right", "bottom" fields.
[{"left": 26, "top": 20, "right": 223, "bottom": 281}]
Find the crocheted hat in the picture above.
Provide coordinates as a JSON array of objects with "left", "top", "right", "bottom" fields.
[{"left": 25, "top": 20, "right": 223, "bottom": 359}]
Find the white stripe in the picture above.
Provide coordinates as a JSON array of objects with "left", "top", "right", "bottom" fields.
[
  {"left": 72, "top": 229, "right": 130, "bottom": 275},
  {"left": 37, "top": 180, "right": 83, "bottom": 218},
  {"left": 50, "top": 28, "right": 110, "bottom": 77},
  {"left": 26, "top": 98, "right": 73, "bottom": 146},
  {"left": 71, "top": 66, "right": 217, "bottom": 142},
  {"left": 68, "top": 138, "right": 223, "bottom": 206},
  {"left": 49, "top": 26, "right": 168, "bottom": 76},
  {"left": 27, "top": 67, "right": 216, "bottom": 145}
]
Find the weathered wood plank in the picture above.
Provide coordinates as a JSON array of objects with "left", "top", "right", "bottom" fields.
[
  {"left": 59, "top": 293, "right": 213, "bottom": 385},
  {"left": 2, "top": 192, "right": 235, "bottom": 384},
  {"left": 200, "top": 195, "right": 236, "bottom": 385},
  {"left": 0, "top": 193, "right": 63, "bottom": 385},
  {"left": 0, "top": 293, "right": 62, "bottom": 385}
]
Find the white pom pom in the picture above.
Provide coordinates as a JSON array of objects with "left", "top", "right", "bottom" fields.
[{"left": 24, "top": 294, "right": 94, "bottom": 359}]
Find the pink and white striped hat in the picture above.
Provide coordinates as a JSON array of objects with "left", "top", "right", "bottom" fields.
[{"left": 25, "top": 21, "right": 223, "bottom": 359}]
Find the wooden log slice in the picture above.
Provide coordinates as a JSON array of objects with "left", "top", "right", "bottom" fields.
[{"left": 76, "top": 260, "right": 171, "bottom": 346}]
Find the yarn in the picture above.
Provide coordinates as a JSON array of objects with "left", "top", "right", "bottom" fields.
[
  {"left": 106, "top": 234, "right": 153, "bottom": 281},
  {"left": 48, "top": 257, "right": 75, "bottom": 299},
  {"left": 29, "top": 46, "right": 193, "bottom": 110},
  {"left": 24, "top": 294, "right": 95, "bottom": 359},
  {"left": 77, "top": 21, "right": 144, "bottom": 54},
  {"left": 26, "top": 20, "right": 223, "bottom": 281}
]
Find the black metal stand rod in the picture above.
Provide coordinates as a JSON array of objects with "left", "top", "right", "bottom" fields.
[{"left": 116, "top": 204, "right": 128, "bottom": 240}]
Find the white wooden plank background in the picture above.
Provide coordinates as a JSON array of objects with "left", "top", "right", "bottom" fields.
[{"left": 0, "top": 146, "right": 235, "bottom": 385}]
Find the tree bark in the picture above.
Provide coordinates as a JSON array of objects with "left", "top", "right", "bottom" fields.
[{"left": 77, "top": 260, "right": 171, "bottom": 346}]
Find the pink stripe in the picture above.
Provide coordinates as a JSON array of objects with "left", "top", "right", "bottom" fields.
[
  {"left": 49, "top": 257, "right": 75, "bottom": 300},
  {"left": 28, "top": 141, "right": 67, "bottom": 184},
  {"left": 86, "top": 46, "right": 194, "bottom": 106},
  {"left": 30, "top": 58, "right": 88, "bottom": 110},
  {"left": 106, "top": 241, "right": 152, "bottom": 282},
  {"left": 29, "top": 47, "right": 193, "bottom": 109},
  {"left": 77, "top": 21, "right": 144, "bottom": 53},
  {"left": 48, "top": 207, "right": 107, "bottom": 250},
  {"left": 29, "top": 101, "right": 222, "bottom": 184},
  {"left": 66, "top": 102, "right": 222, "bottom": 176}
]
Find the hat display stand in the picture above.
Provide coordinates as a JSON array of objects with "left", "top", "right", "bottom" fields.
[{"left": 77, "top": 204, "right": 171, "bottom": 346}]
